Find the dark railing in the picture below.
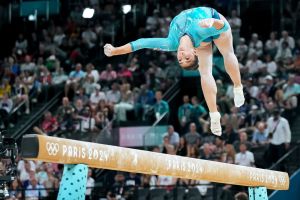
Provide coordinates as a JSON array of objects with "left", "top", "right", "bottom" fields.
[
  {"left": 8, "top": 184, "right": 221, "bottom": 200},
  {"left": 11, "top": 88, "right": 63, "bottom": 139},
  {"left": 268, "top": 143, "right": 300, "bottom": 174}
]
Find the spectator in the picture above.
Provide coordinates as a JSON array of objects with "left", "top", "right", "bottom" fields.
[
  {"left": 125, "top": 173, "right": 141, "bottom": 187},
  {"left": 86, "top": 169, "right": 95, "bottom": 200},
  {"left": 0, "top": 93, "right": 13, "bottom": 128},
  {"left": 17, "top": 160, "right": 36, "bottom": 183},
  {"left": 8, "top": 56, "right": 20, "bottom": 76},
  {"left": 56, "top": 97, "right": 75, "bottom": 131},
  {"left": 178, "top": 95, "right": 193, "bottom": 132},
  {"left": 0, "top": 79, "right": 12, "bottom": 98},
  {"left": 213, "top": 137, "right": 226, "bottom": 161},
  {"left": 266, "top": 109, "right": 291, "bottom": 166},
  {"left": 90, "top": 84, "right": 106, "bottom": 108},
  {"left": 252, "top": 122, "right": 269, "bottom": 145},
  {"left": 227, "top": 10, "right": 242, "bottom": 46},
  {"left": 275, "top": 41, "right": 293, "bottom": 62},
  {"left": 14, "top": 77, "right": 30, "bottom": 114},
  {"left": 99, "top": 64, "right": 117, "bottom": 84},
  {"left": 184, "top": 123, "right": 201, "bottom": 150},
  {"left": 191, "top": 96, "right": 208, "bottom": 132},
  {"left": 85, "top": 63, "right": 99, "bottom": 83},
  {"left": 233, "top": 132, "right": 252, "bottom": 152},
  {"left": 200, "top": 143, "right": 214, "bottom": 160},
  {"left": 235, "top": 143, "right": 255, "bottom": 167},
  {"left": 82, "top": 26, "right": 97, "bottom": 49},
  {"left": 235, "top": 38, "right": 248, "bottom": 62},
  {"left": 223, "top": 144, "right": 236, "bottom": 164},
  {"left": 223, "top": 124, "right": 238, "bottom": 145},
  {"left": 33, "top": 111, "right": 58, "bottom": 136},
  {"left": 248, "top": 33, "right": 263, "bottom": 57},
  {"left": 15, "top": 34, "right": 28, "bottom": 55},
  {"left": 177, "top": 137, "right": 187, "bottom": 156},
  {"left": 283, "top": 75, "right": 300, "bottom": 101},
  {"left": 279, "top": 30, "right": 295, "bottom": 50},
  {"left": 134, "top": 84, "right": 155, "bottom": 120},
  {"left": 117, "top": 64, "right": 132, "bottom": 80},
  {"left": 64, "top": 63, "right": 86, "bottom": 97},
  {"left": 245, "top": 53, "right": 264, "bottom": 74},
  {"left": 25, "top": 178, "right": 47, "bottom": 199},
  {"left": 265, "top": 32, "right": 279, "bottom": 58},
  {"left": 264, "top": 54, "right": 278, "bottom": 75},
  {"left": 106, "top": 82, "right": 121, "bottom": 104},
  {"left": 82, "top": 76, "right": 95, "bottom": 96},
  {"left": 187, "top": 145, "right": 199, "bottom": 158},
  {"left": 114, "top": 91, "right": 134, "bottom": 122},
  {"left": 52, "top": 67, "right": 68, "bottom": 85},
  {"left": 77, "top": 106, "right": 96, "bottom": 133},
  {"left": 20, "top": 55, "right": 36, "bottom": 72},
  {"left": 235, "top": 192, "right": 248, "bottom": 200},
  {"left": 8, "top": 178, "right": 23, "bottom": 200},
  {"left": 164, "top": 125, "right": 180, "bottom": 148},
  {"left": 154, "top": 90, "right": 169, "bottom": 121},
  {"left": 53, "top": 27, "right": 66, "bottom": 46},
  {"left": 244, "top": 105, "right": 262, "bottom": 130}
]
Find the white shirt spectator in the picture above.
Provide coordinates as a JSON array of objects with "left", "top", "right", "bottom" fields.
[
  {"left": 249, "top": 85, "right": 259, "bottom": 98},
  {"left": 17, "top": 160, "right": 36, "bottom": 182},
  {"left": 246, "top": 58, "right": 264, "bottom": 74},
  {"left": 235, "top": 151, "right": 255, "bottom": 167},
  {"left": 79, "top": 116, "right": 95, "bottom": 132},
  {"left": 20, "top": 62, "right": 36, "bottom": 72},
  {"left": 267, "top": 116, "right": 291, "bottom": 145},
  {"left": 265, "top": 39, "right": 279, "bottom": 52},
  {"left": 86, "top": 177, "right": 95, "bottom": 196},
  {"left": 266, "top": 61, "right": 277, "bottom": 74},
  {"left": 53, "top": 33, "right": 66, "bottom": 46},
  {"left": 82, "top": 28, "right": 97, "bottom": 48},
  {"left": 25, "top": 183, "right": 47, "bottom": 198},
  {"left": 0, "top": 98, "right": 13, "bottom": 113},
  {"left": 106, "top": 90, "right": 121, "bottom": 104},
  {"left": 279, "top": 35, "right": 295, "bottom": 50},
  {"left": 248, "top": 34, "right": 263, "bottom": 56},
  {"left": 157, "top": 175, "right": 174, "bottom": 186},
  {"left": 90, "top": 91, "right": 106, "bottom": 104}
]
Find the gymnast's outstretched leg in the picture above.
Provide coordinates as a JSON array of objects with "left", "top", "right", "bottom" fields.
[
  {"left": 196, "top": 43, "right": 222, "bottom": 136},
  {"left": 213, "top": 15, "right": 245, "bottom": 107}
]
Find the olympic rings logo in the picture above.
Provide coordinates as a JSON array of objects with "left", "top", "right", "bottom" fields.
[{"left": 46, "top": 142, "right": 59, "bottom": 156}]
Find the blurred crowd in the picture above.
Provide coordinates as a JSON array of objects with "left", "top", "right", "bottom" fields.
[{"left": 0, "top": 0, "right": 299, "bottom": 200}]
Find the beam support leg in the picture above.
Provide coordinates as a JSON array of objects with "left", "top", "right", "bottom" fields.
[
  {"left": 248, "top": 187, "right": 268, "bottom": 200},
  {"left": 57, "top": 164, "right": 88, "bottom": 200}
]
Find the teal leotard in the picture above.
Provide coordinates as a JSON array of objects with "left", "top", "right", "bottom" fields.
[{"left": 130, "top": 7, "right": 229, "bottom": 52}]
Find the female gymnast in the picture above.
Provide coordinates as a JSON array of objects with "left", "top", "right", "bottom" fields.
[{"left": 104, "top": 7, "right": 244, "bottom": 136}]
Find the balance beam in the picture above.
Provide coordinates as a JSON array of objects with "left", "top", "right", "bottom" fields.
[{"left": 21, "top": 134, "right": 289, "bottom": 190}]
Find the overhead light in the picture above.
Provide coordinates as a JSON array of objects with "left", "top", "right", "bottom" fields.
[
  {"left": 82, "top": 8, "right": 95, "bottom": 19},
  {"left": 122, "top": 5, "right": 131, "bottom": 14},
  {"left": 28, "top": 14, "right": 36, "bottom": 21}
]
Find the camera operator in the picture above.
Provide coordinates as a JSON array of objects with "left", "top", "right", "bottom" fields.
[{"left": 266, "top": 109, "right": 291, "bottom": 168}]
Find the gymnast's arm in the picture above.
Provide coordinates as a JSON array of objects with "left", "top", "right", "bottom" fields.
[
  {"left": 104, "top": 37, "right": 177, "bottom": 57},
  {"left": 199, "top": 18, "right": 229, "bottom": 35}
]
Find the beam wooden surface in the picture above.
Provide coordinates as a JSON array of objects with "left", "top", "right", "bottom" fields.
[{"left": 21, "top": 134, "right": 289, "bottom": 190}]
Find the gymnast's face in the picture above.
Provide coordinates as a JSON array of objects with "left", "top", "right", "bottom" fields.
[{"left": 177, "top": 47, "right": 196, "bottom": 68}]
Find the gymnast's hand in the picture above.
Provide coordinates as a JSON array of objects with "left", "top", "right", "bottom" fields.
[
  {"left": 199, "top": 18, "right": 215, "bottom": 28},
  {"left": 104, "top": 44, "right": 115, "bottom": 57},
  {"left": 200, "top": 18, "right": 224, "bottom": 30}
]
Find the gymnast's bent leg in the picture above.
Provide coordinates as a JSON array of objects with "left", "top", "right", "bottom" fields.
[
  {"left": 213, "top": 14, "right": 245, "bottom": 107},
  {"left": 196, "top": 43, "right": 222, "bottom": 136}
]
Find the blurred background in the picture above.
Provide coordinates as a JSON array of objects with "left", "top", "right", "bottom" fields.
[{"left": 0, "top": 0, "right": 299, "bottom": 199}]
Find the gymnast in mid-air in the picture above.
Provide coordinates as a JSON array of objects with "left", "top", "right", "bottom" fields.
[{"left": 104, "top": 6, "right": 244, "bottom": 136}]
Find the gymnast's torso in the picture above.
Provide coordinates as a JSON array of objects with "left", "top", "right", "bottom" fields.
[{"left": 130, "top": 7, "right": 229, "bottom": 52}]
